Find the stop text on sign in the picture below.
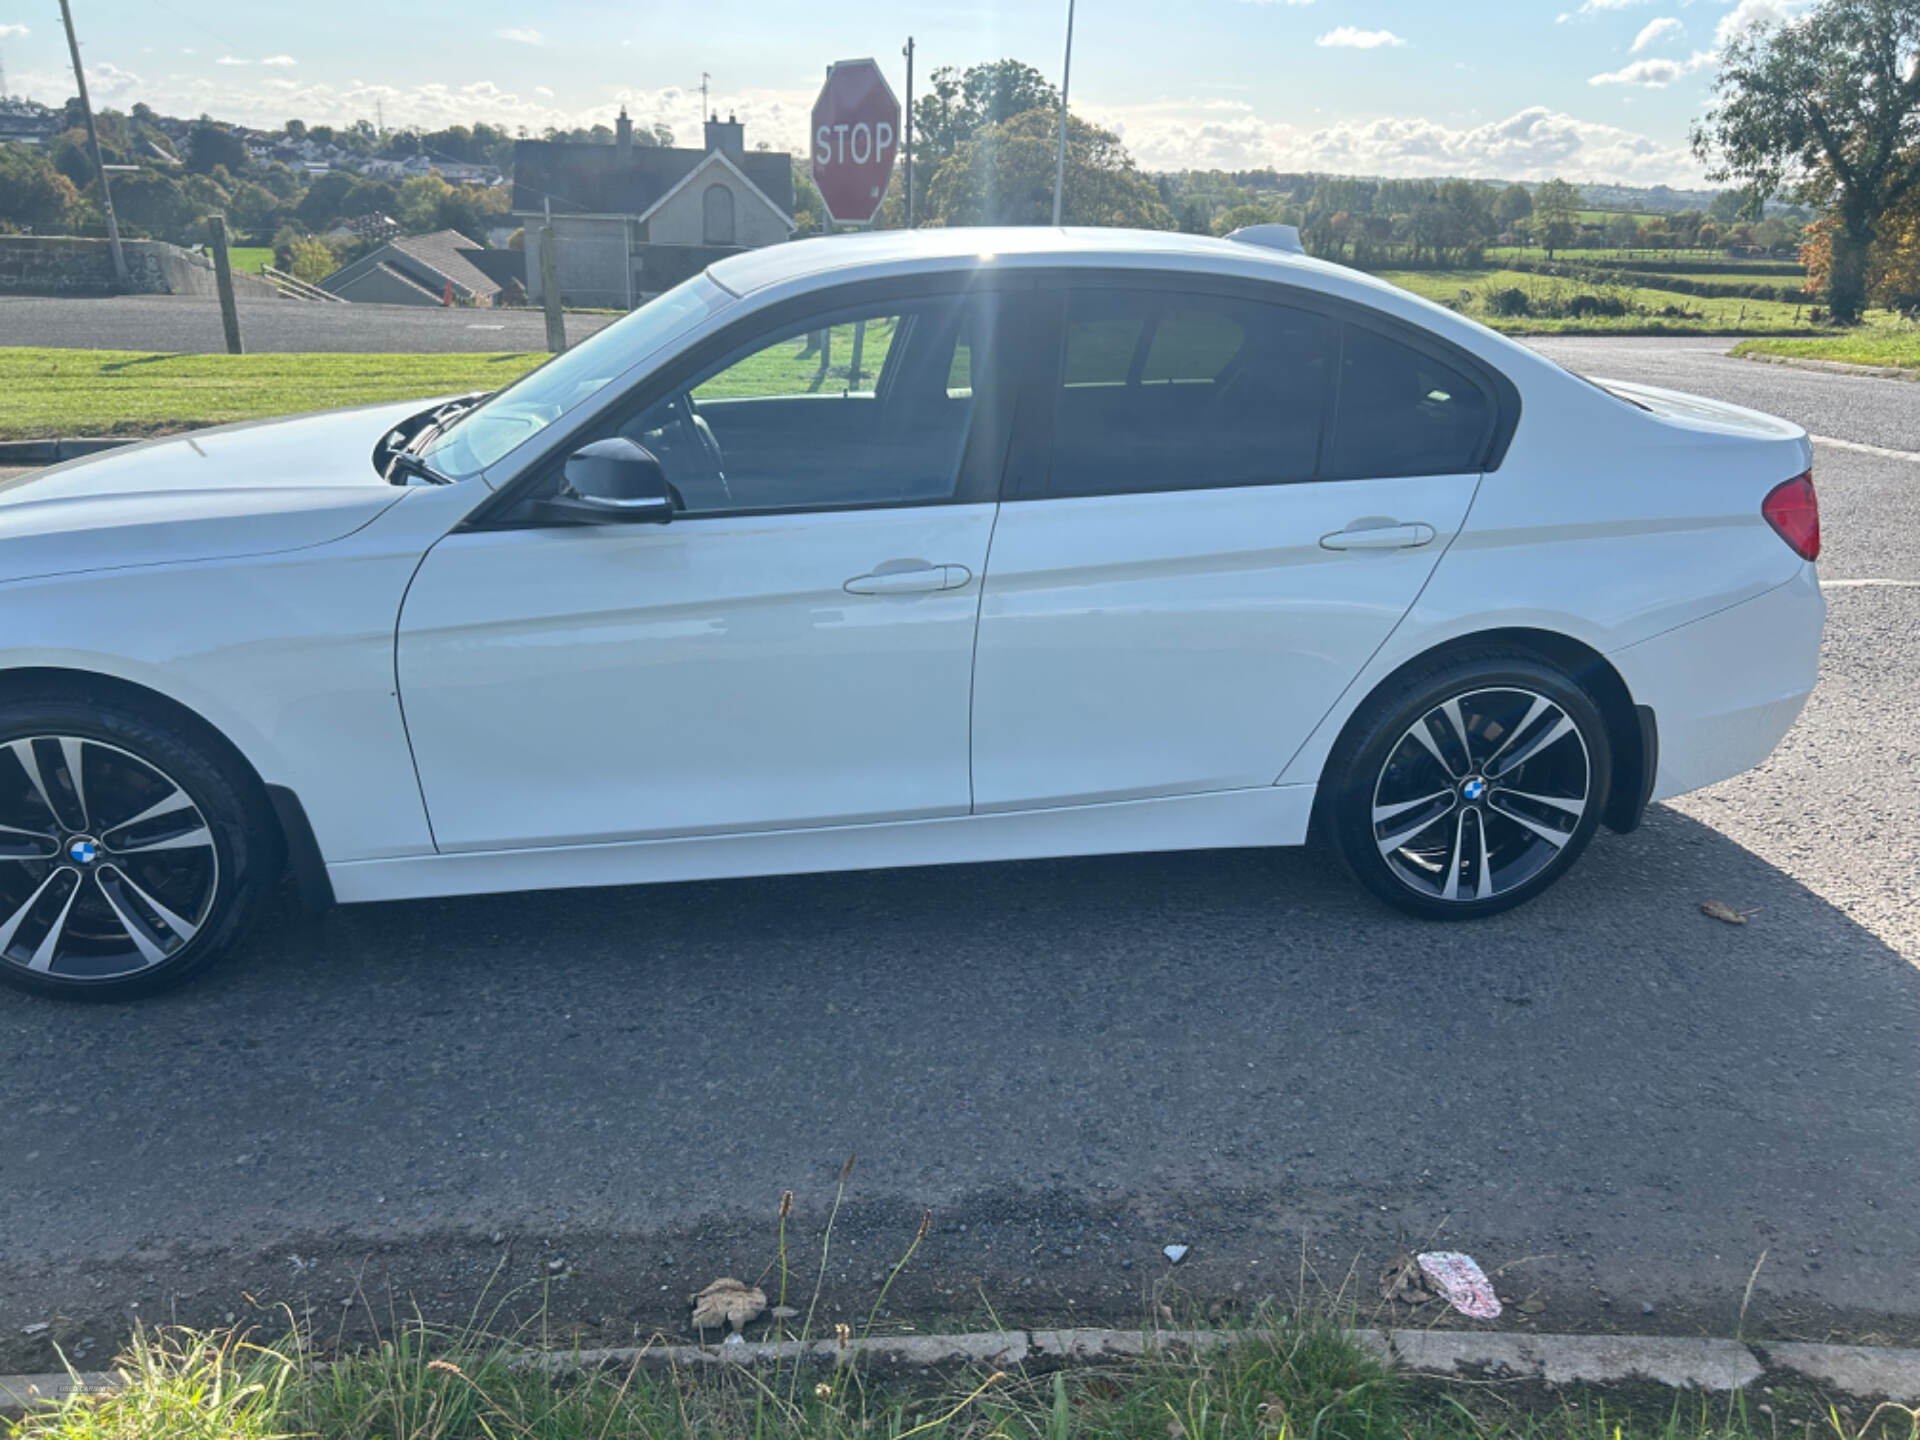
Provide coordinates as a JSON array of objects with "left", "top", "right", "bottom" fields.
[{"left": 814, "top": 120, "right": 896, "bottom": 168}]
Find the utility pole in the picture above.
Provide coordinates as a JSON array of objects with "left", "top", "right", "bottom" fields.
[
  {"left": 58, "top": 0, "right": 129, "bottom": 289},
  {"left": 902, "top": 37, "right": 915, "bottom": 229},
  {"left": 207, "top": 213, "right": 243, "bottom": 354},
  {"left": 1051, "top": 0, "right": 1075, "bottom": 227},
  {"left": 700, "top": 72, "right": 710, "bottom": 121}
]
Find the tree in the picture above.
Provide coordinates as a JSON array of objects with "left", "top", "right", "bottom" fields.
[
  {"left": 188, "top": 121, "right": 248, "bottom": 175},
  {"left": 1605, "top": 211, "right": 1642, "bottom": 248},
  {"left": 287, "top": 234, "right": 338, "bottom": 284},
  {"left": 397, "top": 173, "right": 454, "bottom": 231},
  {"left": 922, "top": 109, "right": 1171, "bottom": 229},
  {"left": 912, "top": 59, "right": 1058, "bottom": 214},
  {"left": 1692, "top": 0, "right": 1920, "bottom": 322},
  {"left": 1533, "top": 177, "right": 1583, "bottom": 258},
  {"left": 0, "top": 143, "right": 81, "bottom": 231},
  {"left": 1493, "top": 182, "right": 1533, "bottom": 228}
]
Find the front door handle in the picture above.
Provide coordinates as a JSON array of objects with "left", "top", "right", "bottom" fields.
[
  {"left": 844, "top": 565, "right": 973, "bottom": 595},
  {"left": 1320, "top": 522, "right": 1437, "bottom": 552}
]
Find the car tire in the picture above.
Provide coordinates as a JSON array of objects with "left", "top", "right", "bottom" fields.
[
  {"left": 0, "top": 692, "right": 279, "bottom": 1000},
  {"left": 1324, "top": 650, "right": 1612, "bottom": 920}
]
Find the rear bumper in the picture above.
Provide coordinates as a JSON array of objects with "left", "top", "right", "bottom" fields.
[{"left": 1608, "top": 564, "right": 1824, "bottom": 802}]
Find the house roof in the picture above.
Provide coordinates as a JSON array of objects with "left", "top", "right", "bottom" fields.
[
  {"left": 318, "top": 228, "right": 511, "bottom": 303},
  {"left": 511, "top": 140, "right": 794, "bottom": 221}
]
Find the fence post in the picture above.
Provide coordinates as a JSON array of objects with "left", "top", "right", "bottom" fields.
[
  {"left": 208, "top": 213, "right": 244, "bottom": 355},
  {"left": 537, "top": 225, "right": 567, "bottom": 354}
]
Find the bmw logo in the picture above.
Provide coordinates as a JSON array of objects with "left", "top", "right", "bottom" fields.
[
  {"left": 1461, "top": 778, "right": 1488, "bottom": 802},
  {"left": 67, "top": 838, "right": 99, "bottom": 865}
]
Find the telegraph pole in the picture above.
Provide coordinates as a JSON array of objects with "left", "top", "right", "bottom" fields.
[
  {"left": 1051, "top": 0, "right": 1075, "bottom": 226},
  {"left": 902, "top": 37, "right": 914, "bottom": 228},
  {"left": 58, "top": 0, "right": 129, "bottom": 289}
]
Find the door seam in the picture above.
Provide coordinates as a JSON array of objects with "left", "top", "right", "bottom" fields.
[{"left": 965, "top": 502, "right": 1004, "bottom": 816}]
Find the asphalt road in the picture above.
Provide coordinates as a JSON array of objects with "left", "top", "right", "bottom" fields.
[
  {"left": 0, "top": 294, "right": 617, "bottom": 354},
  {"left": 3, "top": 339, "right": 1919, "bottom": 1371}
]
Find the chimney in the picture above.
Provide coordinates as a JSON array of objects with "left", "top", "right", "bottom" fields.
[
  {"left": 704, "top": 111, "right": 744, "bottom": 155},
  {"left": 615, "top": 106, "right": 633, "bottom": 158}
]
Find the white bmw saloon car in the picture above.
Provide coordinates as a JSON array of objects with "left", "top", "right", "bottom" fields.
[{"left": 0, "top": 226, "right": 1823, "bottom": 997}]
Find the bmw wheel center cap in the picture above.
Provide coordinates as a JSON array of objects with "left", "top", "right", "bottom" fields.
[
  {"left": 1461, "top": 778, "right": 1488, "bottom": 802},
  {"left": 68, "top": 837, "right": 100, "bottom": 866}
]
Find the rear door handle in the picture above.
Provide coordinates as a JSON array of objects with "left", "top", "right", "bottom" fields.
[
  {"left": 844, "top": 565, "right": 973, "bottom": 595},
  {"left": 1319, "top": 522, "right": 1437, "bottom": 552}
]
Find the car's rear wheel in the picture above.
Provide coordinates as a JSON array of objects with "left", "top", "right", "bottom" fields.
[
  {"left": 1326, "top": 652, "right": 1612, "bottom": 919},
  {"left": 0, "top": 695, "right": 276, "bottom": 1000}
]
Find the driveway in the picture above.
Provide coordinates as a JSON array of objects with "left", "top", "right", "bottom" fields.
[{"left": 2, "top": 338, "right": 1916, "bottom": 1369}]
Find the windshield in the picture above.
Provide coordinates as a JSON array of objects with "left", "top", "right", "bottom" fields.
[{"left": 420, "top": 273, "right": 732, "bottom": 479}]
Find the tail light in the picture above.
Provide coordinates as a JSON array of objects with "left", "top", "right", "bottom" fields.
[{"left": 1762, "top": 471, "right": 1820, "bottom": 561}]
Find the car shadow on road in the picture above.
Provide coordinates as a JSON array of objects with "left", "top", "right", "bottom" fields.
[{"left": 4, "top": 803, "right": 1918, "bottom": 1335}]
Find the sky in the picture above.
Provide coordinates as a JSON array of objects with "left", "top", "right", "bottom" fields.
[{"left": 0, "top": 0, "right": 1806, "bottom": 187}]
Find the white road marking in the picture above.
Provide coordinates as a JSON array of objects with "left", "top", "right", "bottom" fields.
[
  {"left": 1811, "top": 436, "right": 1920, "bottom": 463},
  {"left": 466, "top": 324, "right": 506, "bottom": 330},
  {"left": 1822, "top": 578, "right": 1920, "bottom": 589}
]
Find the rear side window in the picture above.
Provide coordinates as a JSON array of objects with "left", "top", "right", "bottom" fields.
[
  {"left": 1325, "top": 326, "right": 1492, "bottom": 478},
  {"left": 1047, "top": 290, "right": 1335, "bottom": 499}
]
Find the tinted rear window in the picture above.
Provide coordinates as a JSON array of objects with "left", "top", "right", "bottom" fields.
[
  {"left": 1325, "top": 326, "right": 1492, "bottom": 478},
  {"left": 1047, "top": 290, "right": 1335, "bottom": 499}
]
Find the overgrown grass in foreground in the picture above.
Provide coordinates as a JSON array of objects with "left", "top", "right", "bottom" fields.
[
  {"left": 12, "top": 1316, "right": 1920, "bottom": 1440},
  {"left": 1732, "top": 325, "right": 1920, "bottom": 373},
  {"left": 0, "top": 348, "right": 549, "bottom": 440}
]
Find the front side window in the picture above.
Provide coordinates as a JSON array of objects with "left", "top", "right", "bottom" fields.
[
  {"left": 590, "top": 294, "right": 989, "bottom": 515},
  {"left": 1047, "top": 289, "right": 1335, "bottom": 499},
  {"left": 421, "top": 273, "right": 730, "bottom": 479}
]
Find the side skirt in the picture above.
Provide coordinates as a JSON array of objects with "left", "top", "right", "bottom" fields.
[{"left": 326, "top": 785, "right": 1317, "bottom": 905}]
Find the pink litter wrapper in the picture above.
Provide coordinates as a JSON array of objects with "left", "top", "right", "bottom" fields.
[{"left": 1416, "top": 1251, "right": 1502, "bottom": 1319}]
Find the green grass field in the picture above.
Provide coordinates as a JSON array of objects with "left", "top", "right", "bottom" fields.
[
  {"left": 224, "top": 246, "right": 274, "bottom": 275},
  {"left": 1733, "top": 327, "right": 1920, "bottom": 372},
  {"left": 1374, "top": 268, "right": 1820, "bottom": 334},
  {"left": 0, "top": 348, "right": 548, "bottom": 440}
]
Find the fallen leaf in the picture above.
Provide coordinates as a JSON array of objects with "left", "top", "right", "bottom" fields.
[
  {"left": 1378, "top": 1254, "right": 1433, "bottom": 1305},
  {"left": 1701, "top": 900, "right": 1748, "bottom": 925},
  {"left": 690, "top": 1278, "right": 767, "bottom": 1334}
]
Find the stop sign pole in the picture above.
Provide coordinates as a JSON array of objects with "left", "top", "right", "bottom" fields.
[{"left": 810, "top": 58, "right": 902, "bottom": 230}]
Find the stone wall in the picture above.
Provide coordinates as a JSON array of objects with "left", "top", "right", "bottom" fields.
[{"left": 0, "top": 236, "right": 281, "bottom": 298}]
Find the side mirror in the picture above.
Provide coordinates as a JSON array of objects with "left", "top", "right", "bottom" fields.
[{"left": 540, "top": 437, "right": 674, "bottom": 525}]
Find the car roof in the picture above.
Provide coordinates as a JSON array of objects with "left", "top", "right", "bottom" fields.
[{"left": 706, "top": 226, "right": 1345, "bottom": 296}]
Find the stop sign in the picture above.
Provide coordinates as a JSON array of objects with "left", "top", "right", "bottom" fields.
[{"left": 810, "top": 58, "right": 901, "bottom": 226}]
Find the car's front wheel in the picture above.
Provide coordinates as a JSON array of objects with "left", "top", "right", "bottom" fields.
[
  {"left": 1326, "top": 652, "right": 1612, "bottom": 919},
  {"left": 0, "top": 694, "right": 277, "bottom": 1000}
]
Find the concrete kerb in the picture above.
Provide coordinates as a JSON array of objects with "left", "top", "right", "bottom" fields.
[
  {"left": 7, "top": 1328, "right": 1920, "bottom": 1420},
  {"left": 0, "top": 438, "right": 134, "bottom": 465}
]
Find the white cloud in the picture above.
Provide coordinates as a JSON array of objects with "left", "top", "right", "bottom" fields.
[
  {"left": 1315, "top": 26, "right": 1406, "bottom": 48},
  {"left": 1716, "top": 0, "right": 1799, "bottom": 46},
  {"left": 261, "top": 55, "right": 296, "bottom": 67},
  {"left": 1557, "top": 0, "right": 1645, "bottom": 20},
  {"left": 1589, "top": 50, "right": 1714, "bottom": 84},
  {"left": 216, "top": 55, "right": 249, "bottom": 66},
  {"left": 1630, "top": 17, "right": 1683, "bottom": 49},
  {"left": 534, "top": 84, "right": 553, "bottom": 98},
  {"left": 0, "top": 23, "right": 29, "bottom": 37},
  {"left": 494, "top": 27, "right": 547, "bottom": 45},
  {"left": 1086, "top": 98, "right": 1704, "bottom": 185}
]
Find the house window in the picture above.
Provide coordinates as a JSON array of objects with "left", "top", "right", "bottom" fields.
[{"left": 702, "top": 183, "right": 736, "bottom": 246}]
